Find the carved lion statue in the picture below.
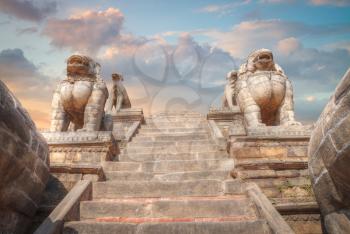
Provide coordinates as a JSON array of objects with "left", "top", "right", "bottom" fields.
[
  {"left": 222, "top": 70, "right": 238, "bottom": 110},
  {"left": 50, "top": 55, "right": 108, "bottom": 132},
  {"left": 234, "top": 48, "right": 300, "bottom": 127},
  {"left": 106, "top": 73, "right": 131, "bottom": 114}
]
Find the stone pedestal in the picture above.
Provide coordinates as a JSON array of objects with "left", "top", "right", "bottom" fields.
[
  {"left": 111, "top": 108, "right": 144, "bottom": 147},
  {"left": 207, "top": 107, "right": 245, "bottom": 138},
  {"left": 230, "top": 125, "right": 312, "bottom": 161},
  {"left": 42, "top": 131, "right": 118, "bottom": 164},
  {"left": 42, "top": 131, "right": 118, "bottom": 180},
  {"left": 39, "top": 131, "right": 118, "bottom": 215}
]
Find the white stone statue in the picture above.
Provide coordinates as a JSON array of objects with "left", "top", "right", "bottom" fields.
[
  {"left": 106, "top": 73, "right": 131, "bottom": 114},
  {"left": 234, "top": 48, "right": 300, "bottom": 127},
  {"left": 50, "top": 55, "right": 108, "bottom": 132},
  {"left": 222, "top": 70, "right": 238, "bottom": 110}
]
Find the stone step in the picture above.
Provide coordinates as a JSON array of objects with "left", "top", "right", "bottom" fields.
[
  {"left": 145, "top": 118, "right": 205, "bottom": 123},
  {"left": 234, "top": 169, "right": 309, "bottom": 180},
  {"left": 131, "top": 134, "right": 210, "bottom": 142},
  {"left": 149, "top": 116, "right": 204, "bottom": 119},
  {"left": 154, "top": 170, "right": 232, "bottom": 182},
  {"left": 137, "top": 130, "right": 209, "bottom": 136},
  {"left": 124, "top": 145, "right": 218, "bottom": 154},
  {"left": 139, "top": 128, "right": 208, "bottom": 134},
  {"left": 128, "top": 140, "right": 214, "bottom": 148},
  {"left": 140, "top": 123, "right": 208, "bottom": 129},
  {"left": 103, "top": 159, "right": 234, "bottom": 173},
  {"left": 63, "top": 219, "right": 271, "bottom": 234},
  {"left": 150, "top": 112, "right": 203, "bottom": 117},
  {"left": 92, "top": 180, "right": 240, "bottom": 199},
  {"left": 104, "top": 170, "right": 232, "bottom": 182},
  {"left": 80, "top": 196, "right": 256, "bottom": 220},
  {"left": 104, "top": 171, "right": 154, "bottom": 181},
  {"left": 119, "top": 151, "right": 229, "bottom": 162}
]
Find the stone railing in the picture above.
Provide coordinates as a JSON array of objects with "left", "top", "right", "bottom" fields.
[{"left": 34, "top": 180, "right": 92, "bottom": 234}]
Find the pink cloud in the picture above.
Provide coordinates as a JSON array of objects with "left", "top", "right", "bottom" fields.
[
  {"left": 310, "top": 0, "right": 350, "bottom": 6},
  {"left": 43, "top": 8, "right": 124, "bottom": 54},
  {"left": 199, "top": 19, "right": 306, "bottom": 57},
  {"left": 277, "top": 37, "right": 302, "bottom": 55}
]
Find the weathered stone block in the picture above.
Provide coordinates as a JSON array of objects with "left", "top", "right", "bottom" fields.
[
  {"left": 308, "top": 68, "right": 350, "bottom": 233},
  {"left": 42, "top": 131, "right": 118, "bottom": 166},
  {"left": 287, "top": 146, "right": 308, "bottom": 157},
  {"left": 260, "top": 147, "right": 287, "bottom": 158}
]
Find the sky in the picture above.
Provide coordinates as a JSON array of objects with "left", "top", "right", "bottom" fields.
[{"left": 0, "top": 0, "right": 349, "bottom": 128}]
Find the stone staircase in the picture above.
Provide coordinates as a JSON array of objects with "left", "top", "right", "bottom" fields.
[{"left": 62, "top": 112, "right": 281, "bottom": 233}]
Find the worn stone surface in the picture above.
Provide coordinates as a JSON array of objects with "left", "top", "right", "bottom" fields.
[
  {"left": 50, "top": 54, "right": 108, "bottom": 132},
  {"left": 230, "top": 137, "right": 309, "bottom": 161},
  {"left": 308, "top": 68, "right": 350, "bottom": 233},
  {"left": 0, "top": 80, "right": 50, "bottom": 234},
  {"left": 64, "top": 220, "right": 271, "bottom": 234},
  {"left": 284, "top": 214, "right": 322, "bottom": 234}
]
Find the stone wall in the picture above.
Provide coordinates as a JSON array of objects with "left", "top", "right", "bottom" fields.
[
  {"left": 308, "top": 68, "right": 350, "bottom": 233},
  {"left": 0, "top": 81, "right": 50, "bottom": 234}
]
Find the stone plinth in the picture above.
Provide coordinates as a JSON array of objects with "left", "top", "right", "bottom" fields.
[
  {"left": 207, "top": 107, "right": 242, "bottom": 121},
  {"left": 229, "top": 125, "right": 312, "bottom": 161},
  {"left": 0, "top": 81, "right": 50, "bottom": 234},
  {"left": 42, "top": 131, "right": 118, "bottom": 168},
  {"left": 230, "top": 135, "right": 310, "bottom": 161},
  {"left": 41, "top": 131, "right": 117, "bottom": 198},
  {"left": 111, "top": 108, "right": 144, "bottom": 144},
  {"left": 32, "top": 131, "right": 118, "bottom": 231},
  {"left": 207, "top": 108, "right": 245, "bottom": 138},
  {"left": 112, "top": 108, "right": 144, "bottom": 123},
  {"left": 228, "top": 126, "right": 320, "bottom": 233}
]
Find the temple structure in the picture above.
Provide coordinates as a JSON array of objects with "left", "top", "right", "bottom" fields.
[{"left": 1, "top": 51, "right": 350, "bottom": 234}]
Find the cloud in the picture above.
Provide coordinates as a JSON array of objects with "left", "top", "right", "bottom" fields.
[
  {"left": 197, "top": 1, "right": 251, "bottom": 15},
  {"left": 276, "top": 37, "right": 302, "bottom": 55},
  {"left": 42, "top": 8, "right": 124, "bottom": 54},
  {"left": 0, "top": 48, "right": 58, "bottom": 128},
  {"left": 198, "top": 19, "right": 350, "bottom": 58},
  {"left": 16, "top": 26, "right": 38, "bottom": 35},
  {"left": 273, "top": 41, "right": 350, "bottom": 122},
  {"left": 259, "top": 0, "right": 294, "bottom": 3},
  {"left": 0, "top": 0, "right": 57, "bottom": 22},
  {"left": 96, "top": 33, "right": 239, "bottom": 117},
  {"left": 325, "top": 41, "right": 350, "bottom": 53},
  {"left": 305, "top": 95, "right": 316, "bottom": 102},
  {"left": 199, "top": 19, "right": 307, "bottom": 57},
  {"left": 309, "top": 0, "right": 350, "bottom": 6}
]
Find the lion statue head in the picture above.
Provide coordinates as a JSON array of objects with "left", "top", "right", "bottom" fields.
[
  {"left": 67, "top": 55, "right": 98, "bottom": 80},
  {"left": 238, "top": 48, "right": 285, "bottom": 76}
]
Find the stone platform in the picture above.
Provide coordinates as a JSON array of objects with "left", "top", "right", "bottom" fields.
[
  {"left": 46, "top": 112, "right": 294, "bottom": 234},
  {"left": 208, "top": 108, "right": 321, "bottom": 234}
]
